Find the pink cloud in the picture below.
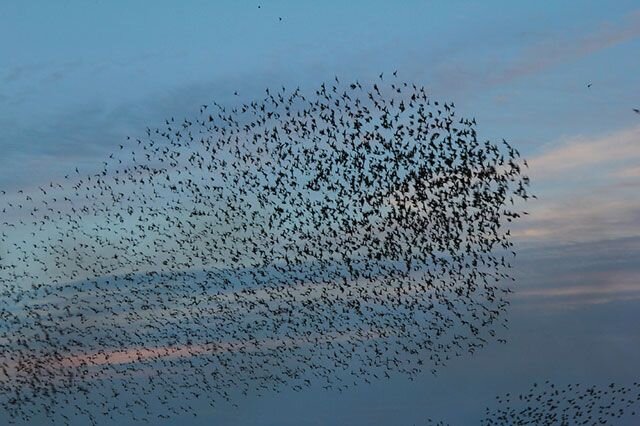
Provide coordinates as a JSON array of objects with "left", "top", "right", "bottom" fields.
[
  {"left": 512, "top": 125, "right": 640, "bottom": 244},
  {"left": 514, "top": 270, "right": 640, "bottom": 309},
  {"left": 56, "top": 328, "right": 385, "bottom": 369},
  {"left": 528, "top": 125, "right": 640, "bottom": 179}
]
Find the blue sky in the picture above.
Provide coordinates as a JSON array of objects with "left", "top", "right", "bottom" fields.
[{"left": 1, "top": 1, "right": 640, "bottom": 424}]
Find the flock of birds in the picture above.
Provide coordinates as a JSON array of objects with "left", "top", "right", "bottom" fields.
[
  {"left": 2, "top": 70, "right": 636, "bottom": 426},
  {"left": 0, "top": 67, "right": 612, "bottom": 426},
  {"left": 425, "top": 381, "right": 640, "bottom": 425},
  {"left": 0, "top": 69, "right": 636, "bottom": 425},
  {"left": 0, "top": 74, "right": 531, "bottom": 423},
  {"left": 483, "top": 381, "right": 640, "bottom": 425}
]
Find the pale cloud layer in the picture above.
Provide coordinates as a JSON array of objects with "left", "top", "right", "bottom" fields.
[
  {"left": 528, "top": 125, "right": 640, "bottom": 179},
  {"left": 494, "top": 10, "right": 640, "bottom": 84},
  {"left": 513, "top": 125, "right": 640, "bottom": 244},
  {"left": 515, "top": 271, "right": 640, "bottom": 309}
]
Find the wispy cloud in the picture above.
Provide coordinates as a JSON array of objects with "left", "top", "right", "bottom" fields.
[
  {"left": 494, "top": 10, "right": 640, "bottom": 84},
  {"left": 56, "top": 329, "right": 384, "bottom": 370},
  {"left": 513, "top": 125, "right": 640, "bottom": 244},
  {"left": 511, "top": 237, "right": 640, "bottom": 310},
  {"left": 528, "top": 125, "right": 640, "bottom": 180},
  {"left": 516, "top": 272, "right": 639, "bottom": 298},
  {"left": 429, "top": 9, "right": 640, "bottom": 97}
]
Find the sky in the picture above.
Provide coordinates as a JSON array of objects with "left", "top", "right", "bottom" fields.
[{"left": 1, "top": 1, "right": 640, "bottom": 424}]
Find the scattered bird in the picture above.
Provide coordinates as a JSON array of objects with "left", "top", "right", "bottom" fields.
[
  {"left": 481, "top": 381, "right": 640, "bottom": 425},
  {"left": 425, "top": 381, "right": 640, "bottom": 425}
]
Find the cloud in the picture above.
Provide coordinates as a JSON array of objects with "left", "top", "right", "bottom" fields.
[
  {"left": 427, "top": 9, "right": 640, "bottom": 98},
  {"left": 527, "top": 125, "right": 640, "bottom": 180},
  {"left": 510, "top": 236, "right": 640, "bottom": 310},
  {"left": 516, "top": 281, "right": 640, "bottom": 310},
  {"left": 614, "top": 164, "right": 640, "bottom": 180},
  {"left": 516, "top": 272, "right": 639, "bottom": 299},
  {"left": 512, "top": 125, "right": 640, "bottom": 244},
  {"left": 57, "top": 328, "right": 384, "bottom": 369},
  {"left": 494, "top": 11, "right": 640, "bottom": 84}
]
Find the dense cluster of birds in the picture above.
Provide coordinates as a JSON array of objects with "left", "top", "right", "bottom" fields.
[
  {"left": 425, "top": 381, "right": 640, "bottom": 425},
  {"left": 483, "top": 381, "right": 640, "bottom": 425},
  {"left": 0, "top": 74, "right": 531, "bottom": 424}
]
